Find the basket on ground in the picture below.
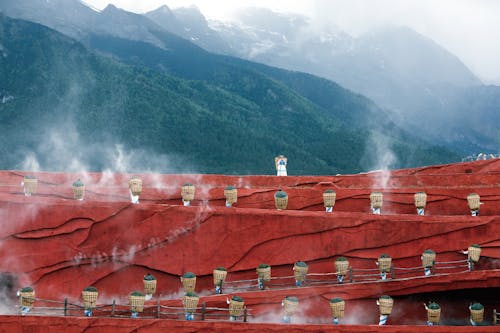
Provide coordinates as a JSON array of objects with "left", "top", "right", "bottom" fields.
[
  {"left": 72, "top": 179, "right": 85, "bottom": 200},
  {"left": 414, "top": 192, "right": 427, "bottom": 209},
  {"left": 378, "top": 295, "right": 394, "bottom": 315},
  {"left": 23, "top": 176, "right": 38, "bottom": 195},
  {"left": 468, "top": 244, "right": 481, "bottom": 262},
  {"left": 181, "top": 183, "right": 195, "bottom": 202},
  {"left": 470, "top": 303, "right": 484, "bottom": 323},
  {"left": 467, "top": 193, "right": 480, "bottom": 210},
  {"left": 129, "top": 177, "right": 142, "bottom": 196},
  {"left": 335, "top": 257, "right": 349, "bottom": 276},
  {"left": 323, "top": 190, "right": 336, "bottom": 208},
  {"left": 422, "top": 249, "right": 436, "bottom": 268},
  {"left": 370, "top": 192, "right": 383, "bottom": 209},
  {"left": 213, "top": 267, "right": 228, "bottom": 286},
  {"left": 82, "top": 287, "right": 98, "bottom": 309},
  {"left": 224, "top": 186, "right": 237, "bottom": 205},
  {"left": 274, "top": 190, "right": 288, "bottom": 210},
  {"left": 283, "top": 296, "right": 299, "bottom": 316},
  {"left": 426, "top": 303, "right": 441, "bottom": 324},
  {"left": 181, "top": 272, "right": 197, "bottom": 293},
  {"left": 143, "top": 274, "right": 157, "bottom": 295},
  {"left": 229, "top": 296, "right": 245, "bottom": 317},
  {"left": 256, "top": 264, "right": 271, "bottom": 282},
  {"left": 183, "top": 292, "right": 200, "bottom": 314},
  {"left": 129, "top": 292, "right": 145, "bottom": 313},
  {"left": 19, "top": 287, "right": 35, "bottom": 307},
  {"left": 330, "top": 298, "right": 345, "bottom": 319},
  {"left": 378, "top": 254, "right": 392, "bottom": 273},
  {"left": 293, "top": 261, "right": 308, "bottom": 282}
]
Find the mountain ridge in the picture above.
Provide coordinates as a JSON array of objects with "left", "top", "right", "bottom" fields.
[{"left": 0, "top": 15, "right": 458, "bottom": 174}]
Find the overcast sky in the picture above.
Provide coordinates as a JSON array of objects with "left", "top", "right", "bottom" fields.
[{"left": 83, "top": 0, "right": 500, "bottom": 84}]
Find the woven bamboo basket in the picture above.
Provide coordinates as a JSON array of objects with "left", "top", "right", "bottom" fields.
[
  {"left": 323, "top": 190, "right": 336, "bottom": 208},
  {"left": 335, "top": 259, "right": 349, "bottom": 276},
  {"left": 129, "top": 295, "right": 145, "bottom": 313},
  {"left": 213, "top": 268, "right": 228, "bottom": 286},
  {"left": 467, "top": 193, "right": 480, "bottom": 210},
  {"left": 414, "top": 192, "right": 427, "bottom": 209},
  {"left": 274, "top": 191, "right": 288, "bottom": 210},
  {"left": 470, "top": 308, "right": 484, "bottom": 323},
  {"left": 256, "top": 266, "right": 271, "bottom": 282},
  {"left": 427, "top": 307, "right": 441, "bottom": 323},
  {"left": 181, "top": 183, "right": 195, "bottom": 202},
  {"left": 468, "top": 245, "right": 481, "bottom": 262},
  {"left": 378, "top": 296, "right": 394, "bottom": 315},
  {"left": 23, "top": 177, "right": 38, "bottom": 195},
  {"left": 181, "top": 274, "right": 197, "bottom": 293},
  {"left": 72, "top": 181, "right": 85, "bottom": 200},
  {"left": 422, "top": 250, "right": 436, "bottom": 268},
  {"left": 274, "top": 155, "right": 287, "bottom": 170},
  {"left": 224, "top": 187, "right": 237, "bottom": 205},
  {"left": 129, "top": 177, "right": 142, "bottom": 196},
  {"left": 283, "top": 297, "right": 299, "bottom": 316},
  {"left": 20, "top": 290, "right": 35, "bottom": 307},
  {"left": 329, "top": 299, "right": 345, "bottom": 319},
  {"left": 143, "top": 279, "right": 157, "bottom": 295},
  {"left": 229, "top": 298, "right": 245, "bottom": 317},
  {"left": 82, "top": 290, "right": 98, "bottom": 309},
  {"left": 370, "top": 192, "right": 383, "bottom": 209},
  {"left": 378, "top": 256, "right": 392, "bottom": 273},
  {"left": 183, "top": 295, "right": 200, "bottom": 313},
  {"left": 293, "top": 263, "right": 308, "bottom": 282}
]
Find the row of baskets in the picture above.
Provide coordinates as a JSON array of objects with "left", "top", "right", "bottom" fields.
[
  {"left": 21, "top": 176, "right": 483, "bottom": 211},
  {"left": 136, "top": 246, "right": 482, "bottom": 298},
  {"left": 18, "top": 287, "right": 487, "bottom": 325}
]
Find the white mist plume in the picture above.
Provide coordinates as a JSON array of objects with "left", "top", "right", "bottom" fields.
[{"left": 364, "top": 131, "right": 397, "bottom": 189}]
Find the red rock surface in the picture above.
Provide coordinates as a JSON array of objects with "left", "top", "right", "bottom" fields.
[{"left": 0, "top": 159, "right": 499, "bottom": 331}]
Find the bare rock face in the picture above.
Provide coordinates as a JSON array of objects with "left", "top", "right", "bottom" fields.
[{"left": 0, "top": 159, "right": 499, "bottom": 331}]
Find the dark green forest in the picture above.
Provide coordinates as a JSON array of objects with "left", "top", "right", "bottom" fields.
[{"left": 0, "top": 15, "right": 459, "bottom": 174}]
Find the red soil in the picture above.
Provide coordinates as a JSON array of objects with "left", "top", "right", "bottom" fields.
[{"left": 0, "top": 159, "right": 499, "bottom": 331}]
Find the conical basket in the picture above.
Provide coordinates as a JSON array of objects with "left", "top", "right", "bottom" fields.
[
  {"left": 378, "top": 296, "right": 394, "bottom": 315},
  {"left": 229, "top": 298, "right": 245, "bottom": 317},
  {"left": 470, "top": 308, "right": 484, "bottom": 323},
  {"left": 181, "top": 275, "right": 197, "bottom": 293},
  {"left": 427, "top": 308, "right": 441, "bottom": 323},
  {"left": 422, "top": 250, "right": 436, "bottom": 268},
  {"left": 414, "top": 192, "right": 427, "bottom": 209},
  {"left": 330, "top": 299, "right": 345, "bottom": 319},
  {"left": 72, "top": 184, "right": 85, "bottom": 200},
  {"left": 378, "top": 256, "right": 392, "bottom": 273},
  {"left": 467, "top": 193, "right": 480, "bottom": 210},
  {"left": 370, "top": 192, "right": 383, "bottom": 209},
  {"left": 256, "top": 266, "right": 271, "bottom": 282},
  {"left": 129, "top": 295, "right": 145, "bottom": 313},
  {"left": 183, "top": 295, "right": 200, "bottom": 314},
  {"left": 82, "top": 290, "right": 98, "bottom": 309},
  {"left": 224, "top": 187, "right": 237, "bottom": 205},
  {"left": 335, "top": 259, "right": 349, "bottom": 276},
  {"left": 293, "top": 263, "right": 308, "bottom": 283},
  {"left": 323, "top": 190, "right": 336, "bottom": 208},
  {"left": 274, "top": 191, "right": 288, "bottom": 210},
  {"left": 129, "top": 177, "right": 142, "bottom": 196},
  {"left": 143, "top": 279, "right": 157, "bottom": 295},
  {"left": 23, "top": 177, "right": 38, "bottom": 195},
  {"left": 181, "top": 184, "right": 195, "bottom": 202},
  {"left": 468, "top": 245, "right": 481, "bottom": 262},
  {"left": 213, "top": 269, "right": 228, "bottom": 286},
  {"left": 283, "top": 298, "right": 299, "bottom": 316},
  {"left": 19, "top": 291, "right": 35, "bottom": 307}
]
